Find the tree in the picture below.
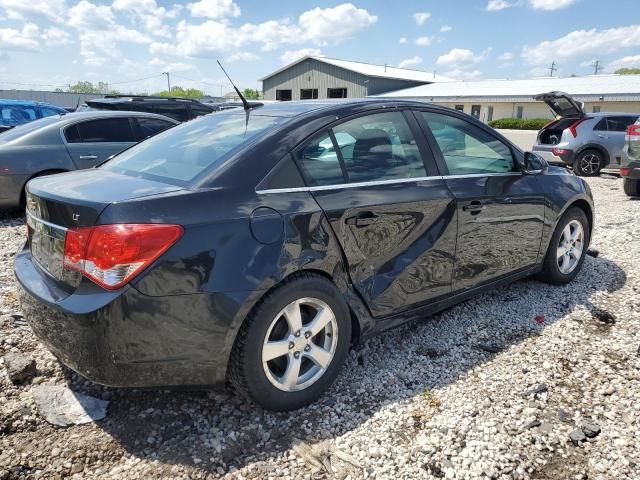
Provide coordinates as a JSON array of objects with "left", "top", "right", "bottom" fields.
[
  {"left": 615, "top": 68, "right": 640, "bottom": 75},
  {"left": 243, "top": 88, "right": 261, "bottom": 99},
  {"left": 67, "top": 81, "right": 120, "bottom": 94},
  {"left": 152, "top": 86, "right": 205, "bottom": 98}
]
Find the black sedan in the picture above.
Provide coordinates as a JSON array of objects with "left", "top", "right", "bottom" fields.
[{"left": 15, "top": 99, "right": 594, "bottom": 411}]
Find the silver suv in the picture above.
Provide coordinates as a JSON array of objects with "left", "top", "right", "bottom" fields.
[{"left": 532, "top": 91, "right": 639, "bottom": 176}]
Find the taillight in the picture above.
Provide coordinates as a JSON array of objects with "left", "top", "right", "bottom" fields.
[
  {"left": 552, "top": 148, "right": 568, "bottom": 156},
  {"left": 568, "top": 117, "right": 589, "bottom": 138},
  {"left": 620, "top": 167, "right": 630, "bottom": 177},
  {"left": 627, "top": 124, "right": 640, "bottom": 137},
  {"left": 64, "top": 224, "right": 183, "bottom": 290}
]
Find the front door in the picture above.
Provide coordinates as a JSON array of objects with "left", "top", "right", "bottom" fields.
[
  {"left": 64, "top": 117, "right": 137, "bottom": 169},
  {"left": 601, "top": 116, "right": 639, "bottom": 165},
  {"left": 415, "top": 110, "right": 545, "bottom": 291},
  {"left": 294, "top": 110, "right": 457, "bottom": 317}
]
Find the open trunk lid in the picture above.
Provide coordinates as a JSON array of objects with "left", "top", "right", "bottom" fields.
[
  {"left": 25, "top": 169, "right": 184, "bottom": 289},
  {"left": 534, "top": 91, "right": 584, "bottom": 118}
]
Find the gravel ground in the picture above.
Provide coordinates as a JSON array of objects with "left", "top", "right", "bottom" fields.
[{"left": 1, "top": 175, "right": 639, "bottom": 480}]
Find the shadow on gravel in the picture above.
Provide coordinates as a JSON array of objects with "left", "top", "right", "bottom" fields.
[{"left": 56, "top": 254, "right": 625, "bottom": 476}]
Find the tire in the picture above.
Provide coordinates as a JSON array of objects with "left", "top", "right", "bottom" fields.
[
  {"left": 228, "top": 273, "right": 351, "bottom": 411},
  {"left": 573, "top": 149, "right": 604, "bottom": 177},
  {"left": 538, "top": 207, "right": 590, "bottom": 285},
  {"left": 623, "top": 178, "right": 640, "bottom": 197}
]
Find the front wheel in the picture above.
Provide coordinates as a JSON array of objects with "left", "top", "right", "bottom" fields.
[
  {"left": 538, "top": 207, "right": 590, "bottom": 285},
  {"left": 228, "top": 273, "right": 351, "bottom": 411},
  {"left": 573, "top": 149, "right": 603, "bottom": 177},
  {"left": 623, "top": 178, "right": 640, "bottom": 196}
]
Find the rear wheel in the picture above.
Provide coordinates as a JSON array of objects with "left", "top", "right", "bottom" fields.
[
  {"left": 538, "top": 207, "right": 590, "bottom": 285},
  {"left": 228, "top": 273, "right": 351, "bottom": 411},
  {"left": 573, "top": 149, "right": 603, "bottom": 177},
  {"left": 623, "top": 178, "right": 640, "bottom": 196}
]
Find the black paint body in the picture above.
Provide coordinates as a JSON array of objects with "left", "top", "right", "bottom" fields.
[{"left": 15, "top": 99, "right": 594, "bottom": 388}]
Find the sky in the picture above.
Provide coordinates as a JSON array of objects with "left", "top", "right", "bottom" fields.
[{"left": 1, "top": 0, "right": 640, "bottom": 96}]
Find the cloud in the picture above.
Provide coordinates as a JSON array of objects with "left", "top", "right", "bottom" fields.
[
  {"left": 0, "top": 0, "right": 66, "bottom": 22},
  {"left": 112, "top": 0, "right": 175, "bottom": 37},
  {"left": 442, "top": 68, "right": 483, "bottom": 80},
  {"left": 522, "top": 24, "right": 640, "bottom": 65},
  {"left": 149, "top": 58, "right": 196, "bottom": 72},
  {"left": 280, "top": 48, "right": 323, "bottom": 64},
  {"left": 413, "top": 12, "right": 431, "bottom": 26},
  {"left": 415, "top": 36, "right": 433, "bottom": 47},
  {"left": 608, "top": 54, "right": 640, "bottom": 72},
  {"left": 399, "top": 37, "right": 407, "bottom": 44},
  {"left": 151, "top": 3, "right": 377, "bottom": 57},
  {"left": 529, "top": 0, "right": 576, "bottom": 10},
  {"left": 41, "top": 27, "right": 72, "bottom": 46},
  {"left": 486, "top": 0, "right": 513, "bottom": 11},
  {"left": 440, "top": 25, "right": 452, "bottom": 33},
  {"left": 398, "top": 56, "right": 422, "bottom": 69},
  {"left": 227, "top": 51, "right": 259, "bottom": 62},
  {"left": 437, "top": 48, "right": 486, "bottom": 66},
  {"left": 187, "top": 0, "right": 240, "bottom": 19},
  {"left": 0, "top": 23, "right": 40, "bottom": 51},
  {"left": 498, "top": 52, "right": 513, "bottom": 61},
  {"left": 68, "top": 0, "right": 115, "bottom": 30},
  {"left": 298, "top": 3, "right": 377, "bottom": 45}
]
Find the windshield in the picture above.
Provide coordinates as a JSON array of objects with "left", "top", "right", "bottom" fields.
[
  {"left": 0, "top": 115, "right": 62, "bottom": 143},
  {"left": 103, "top": 112, "right": 286, "bottom": 184}
]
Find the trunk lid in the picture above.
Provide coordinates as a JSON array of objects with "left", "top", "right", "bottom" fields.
[
  {"left": 534, "top": 91, "right": 584, "bottom": 118},
  {"left": 25, "top": 169, "right": 184, "bottom": 288}
]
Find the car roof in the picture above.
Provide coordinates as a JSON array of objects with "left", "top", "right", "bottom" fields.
[
  {"left": 52, "top": 110, "right": 179, "bottom": 125},
  {"left": 239, "top": 98, "right": 435, "bottom": 118},
  {"left": 0, "top": 98, "right": 65, "bottom": 109},
  {"left": 588, "top": 112, "right": 640, "bottom": 117},
  {"left": 90, "top": 96, "right": 204, "bottom": 104}
]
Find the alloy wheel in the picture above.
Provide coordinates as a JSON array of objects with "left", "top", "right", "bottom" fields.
[
  {"left": 579, "top": 153, "right": 601, "bottom": 175},
  {"left": 556, "top": 219, "right": 585, "bottom": 274},
  {"left": 262, "top": 298, "right": 338, "bottom": 392}
]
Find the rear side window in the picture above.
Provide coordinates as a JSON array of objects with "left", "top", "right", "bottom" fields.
[
  {"left": 67, "top": 118, "right": 135, "bottom": 143},
  {"left": 420, "top": 111, "right": 515, "bottom": 175},
  {"left": 606, "top": 116, "right": 638, "bottom": 132},
  {"left": 103, "top": 113, "right": 286, "bottom": 184},
  {"left": 296, "top": 111, "right": 426, "bottom": 186},
  {"left": 135, "top": 117, "right": 174, "bottom": 140},
  {"left": 154, "top": 103, "right": 189, "bottom": 122}
]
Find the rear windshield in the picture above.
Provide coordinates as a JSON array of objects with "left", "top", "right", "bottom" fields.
[
  {"left": 102, "top": 112, "right": 286, "bottom": 184},
  {"left": 0, "top": 115, "right": 62, "bottom": 143}
]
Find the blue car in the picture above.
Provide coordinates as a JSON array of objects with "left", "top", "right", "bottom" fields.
[{"left": 0, "top": 99, "right": 67, "bottom": 132}]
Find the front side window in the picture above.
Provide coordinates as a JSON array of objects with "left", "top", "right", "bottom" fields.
[
  {"left": 135, "top": 117, "right": 174, "bottom": 140},
  {"left": 71, "top": 118, "right": 135, "bottom": 143},
  {"left": 103, "top": 113, "right": 286, "bottom": 184},
  {"left": 420, "top": 111, "right": 515, "bottom": 175},
  {"left": 296, "top": 112, "right": 426, "bottom": 186}
]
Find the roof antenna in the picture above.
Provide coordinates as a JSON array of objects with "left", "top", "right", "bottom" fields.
[{"left": 216, "top": 60, "right": 261, "bottom": 111}]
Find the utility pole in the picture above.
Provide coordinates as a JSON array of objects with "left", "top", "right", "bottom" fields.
[
  {"left": 162, "top": 72, "right": 171, "bottom": 94},
  {"left": 549, "top": 61, "right": 557, "bottom": 77},
  {"left": 593, "top": 60, "right": 602, "bottom": 75}
]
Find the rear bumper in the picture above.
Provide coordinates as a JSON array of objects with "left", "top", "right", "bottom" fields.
[
  {"left": 15, "top": 245, "right": 252, "bottom": 388},
  {"left": 532, "top": 145, "right": 574, "bottom": 165},
  {"left": 0, "top": 174, "right": 29, "bottom": 208},
  {"left": 621, "top": 160, "right": 640, "bottom": 180}
]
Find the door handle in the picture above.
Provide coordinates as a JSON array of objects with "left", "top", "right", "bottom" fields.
[
  {"left": 79, "top": 155, "right": 98, "bottom": 160},
  {"left": 597, "top": 134, "right": 609, "bottom": 139},
  {"left": 345, "top": 212, "right": 377, "bottom": 227},
  {"left": 462, "top": 200, "right": 484, "bottom": 214}
]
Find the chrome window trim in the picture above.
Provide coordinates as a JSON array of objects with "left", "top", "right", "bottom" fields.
[{"left": 256, "top": 172, "right": 522, "bottom": 194}]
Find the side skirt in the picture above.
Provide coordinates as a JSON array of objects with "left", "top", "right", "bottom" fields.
[{"left": 359, "top": 264, "right": 543, "bottom": 342}]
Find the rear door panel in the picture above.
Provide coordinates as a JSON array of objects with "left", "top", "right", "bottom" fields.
[{"left": 312, "top": 181, "right": 456, "bottom": 317}]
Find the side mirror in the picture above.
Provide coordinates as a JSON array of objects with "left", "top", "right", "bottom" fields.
[{"left": 523, "top": 152, "right": 548, "bottom": 174}]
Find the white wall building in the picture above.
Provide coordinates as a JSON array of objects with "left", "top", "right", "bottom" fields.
[{"left": 377, "top": 74, "right": 640, "bottom": 123}]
